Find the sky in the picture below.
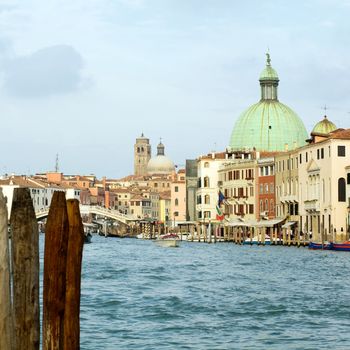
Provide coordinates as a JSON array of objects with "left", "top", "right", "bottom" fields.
[{"left": 0, "top": 0, "right": 350, "bottom": 178}]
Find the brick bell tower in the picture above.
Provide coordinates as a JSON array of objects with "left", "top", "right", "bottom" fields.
[{"left": 134, "top": 133, "right": 151, "bottom": 176}]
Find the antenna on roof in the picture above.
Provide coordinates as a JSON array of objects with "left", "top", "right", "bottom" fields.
[{"left": 55, "top": 153, "right": 59, "bottom": 172}]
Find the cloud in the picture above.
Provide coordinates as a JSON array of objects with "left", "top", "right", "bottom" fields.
[{"left": 1, "top": 45, "right": 85, "bottom": 98}]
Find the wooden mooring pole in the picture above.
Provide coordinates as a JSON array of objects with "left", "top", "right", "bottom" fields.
[
  {"left": 10, "top": 188, "right": 40, "bottom": 350},
  {"left": 42, "top": 191, "right": 69, "bottom": 350},
  {"left": 0, "top": 189, "right": 13, "bottom": 350},
  {"left": 64, "top": 199, "right": 84, "bottom": 350}
]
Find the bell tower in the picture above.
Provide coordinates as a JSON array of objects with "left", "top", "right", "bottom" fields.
[{"left": 134, "top": 133, "right": 151, "bottom": 176}]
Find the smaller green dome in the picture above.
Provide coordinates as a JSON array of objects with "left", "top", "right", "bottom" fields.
[
  {"left": 259, "top": 53, "right": 279, "bottom": 81},
  {"left": 312, "top": 116, "right": 337, "bottom": 135}
]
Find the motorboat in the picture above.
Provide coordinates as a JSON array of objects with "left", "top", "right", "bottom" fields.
[
  {"left": 308, "top": 242, "right": 332, "bottom": 250},
  {"left": 331, "top": 241, "right": 350, "bottom": 251},
  {"left": 244, "top": 235, "right": 272, "bottom": 245},
  {"left": 155, "top": 233, "right": 179, "bottom": 247}
]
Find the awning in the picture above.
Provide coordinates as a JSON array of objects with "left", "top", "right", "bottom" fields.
[
  {"left": 254, "top": 217, "right": 286, "bottom": 228},
  {"left": 227, "top": 220, "right": 257, "bottom": 227},
  {"left": 282, "top": 221, "right": 297, "bottom": 229}
]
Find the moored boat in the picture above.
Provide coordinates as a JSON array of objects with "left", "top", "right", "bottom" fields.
[
  {"left": 308, "top": 242, "right": 332, "bottom": 250},
  {"left": 331, "top": 241, "right": 350, "bottom": 251},
  {"left": 84, "top": 232, "right": 92, "bottom": 244}
]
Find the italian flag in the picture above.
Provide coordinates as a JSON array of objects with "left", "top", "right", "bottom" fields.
[{"left": 216, "top": 205, "right": 224, "bottom": 221}]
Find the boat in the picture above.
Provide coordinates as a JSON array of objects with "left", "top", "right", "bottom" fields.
[
  {"left": 331, "top": 241, "right": 350, "bottom": 251},
  {"left": 155, "top": 233, "right": 179, "bottom": 247},
  {"left": 308, "top": 242, "right": 332, "bottom": 250},
  {"left": 84, "top": 232, "right": 92, "bottom": 244},
  {"left": 243, "top": 234, "right": 279, "bottom": 245}
]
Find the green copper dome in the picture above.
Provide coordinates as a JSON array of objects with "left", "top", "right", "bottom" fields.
[
  {"left": 228, "top": 54, "right": 308, "bottom": 152},
  {"left": 311, "top": 116, "right": 337, "bottom": 135}
]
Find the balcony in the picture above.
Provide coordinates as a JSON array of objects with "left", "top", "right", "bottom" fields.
[
  {"left": 304, "top": 199, "right": 320, "bottom": 212},
  {"left": 280, "top": 194, "right": 298, "bottom": 203}
]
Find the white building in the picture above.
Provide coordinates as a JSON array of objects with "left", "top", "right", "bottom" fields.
[
  {"left": 298, "top": 127, "right": 350, "bottom": 242},
  {"left": 196, "top": 152, "right": 227, "bottom": 222},
  {"left": 0, "top": 175, "right": 80, "bottom": 218}
]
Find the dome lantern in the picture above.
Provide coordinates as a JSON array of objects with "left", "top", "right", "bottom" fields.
[
  {"left": 259, "top": 53, "right": 279, "bottom": 101},
  {"left": 157, "top": 141, "right": 165, "bottom": 156}
]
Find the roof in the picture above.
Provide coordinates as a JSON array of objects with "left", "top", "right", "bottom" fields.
[
  {"left": 311, "top": 116, "right": 337, "bottom": 136},
  {"left": 198, "top": 152, "right": 226, "bottom": 160},
  {"left": 329, "top": 128, "right": 350, "bottom": 140},
  {"left": 259, "top": 53, "right": 279, "bottom": 81},
  {"left": 229, "top": 100, "right": 308, "bottom": 152}
]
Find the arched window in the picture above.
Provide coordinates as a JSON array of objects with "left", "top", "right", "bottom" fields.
[
  {"left": 260, "top": 200, "right": 263, "bottom": 212},
  {"left": 265, "top": 199, "right": 268, "bottom": 211},
  {"left": 175, "top": 198, "right": 179, "bottom": 206},
  {"left": 204, "top": 177, "right": 210, "bottom": 187},
  {"left": 204, "top": 162, "right": 210, "bottom": 168},
  {"left": 204, "top": 195, "right": 210, "bottom": 204},
  {"left": 338, "top": 178, "right": 346, "bottom": 202}
]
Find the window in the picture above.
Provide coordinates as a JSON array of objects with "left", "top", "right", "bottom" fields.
[
  {"left": 197, "top": 195, "right": 202, "bottom": 204},
  {"left": 260, "top": 184, "right": 263, "bottom": 194},
  {"left": 321, "top": 148, "right": 324, "bottom": 159},
  {"left": 175, "top": 186, "right": 179, "bottom": 192},
  {"left": 347, "top": 173, "right": 350, "bottom": 185},
  {"left": 204, "top": 177, "right": 210, "bottom": 187},
  {"left": 270, "top": 200, "right": 274, "bottom": 212},
  {"left": 204, "top": 162, "right": 210, "bottom": 168},
  {"left": 265, "top": 184, "right": 269, "bottom": 193},
  {"left": 294, "top": 203, "right": 299, "bottom": 215},
  {"left": 260, "top": 200, "right": 263, "bottom": 212},
  {"left": 317, "top": 149, "right": 320, "bottom": 159},
  {"left": 204, "top": 195, "right": 210, "bottom": 204},
  {"left": 174, "top": 211, "right": 179, "bottom": 217},
  {"left": 175, "top": 198, "right": 179, "bottom": 206},
  {"left": 306, "top": 152, "right": 308, "bottom": 162},
  {"left": 338, "top": 178, "right": 346, "bottom": 202},
  {"left": 265, "top": 199, "right": 268, "bottom": 211},
  {"left": 270, "top": 183, "right": 274, "bottom": 193},
  {"left": 249, "top": 204, "right": 254, "bottom": 214},
  {"left": 204, "top": 211, "right": 211, "bottom": 218},
  {"left": 338, "top": 145, "right": 346, "bottom": 157}
]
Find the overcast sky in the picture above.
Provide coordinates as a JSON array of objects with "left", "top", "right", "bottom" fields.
[{"left": 0, "top": 0, "right": 349, "bottom": 178}]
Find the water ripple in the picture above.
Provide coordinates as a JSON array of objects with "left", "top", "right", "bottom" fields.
[{"left": 39, "top": 236, "right": 350, "bottom": 350}]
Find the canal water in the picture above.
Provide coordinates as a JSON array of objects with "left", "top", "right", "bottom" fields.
[{"left": 40, "top": 236, "right": 350, "bottom": 349}]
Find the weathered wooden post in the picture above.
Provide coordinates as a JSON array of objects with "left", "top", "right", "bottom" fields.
[
  {"left": 0, "top": 190, "right": 13, "bottom": 350},
  {"left": 262, "top": 227, "right": 266, "bottom": 245},
  {"left": 11, "top": 188, "right": 40, "bottom": 350},
  {"left": 64, "top": 199, "right": 84, "bottom": 350},
  {"left": 42, "top": 191, "right": 69, "bottom": 350}
]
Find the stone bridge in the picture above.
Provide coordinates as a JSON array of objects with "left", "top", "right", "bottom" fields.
[{"left": 36, "top": 205, "right": 137, "bottom": 224}]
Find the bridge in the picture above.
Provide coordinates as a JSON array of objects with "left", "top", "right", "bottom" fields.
[{"left": 35, "top": 205, "right": 137, "bottom": 224}]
